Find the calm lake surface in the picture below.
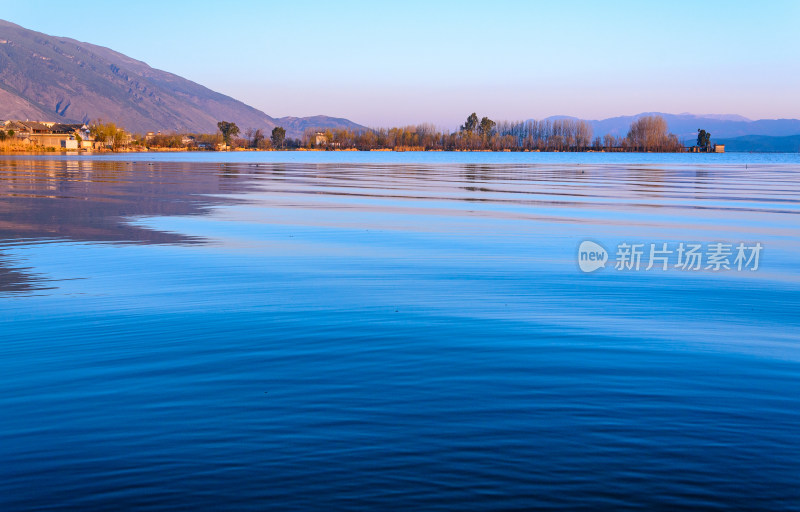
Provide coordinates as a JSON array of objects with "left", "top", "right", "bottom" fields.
[{"left": 2, "top": 152, "right": 800, "bottom": 510}]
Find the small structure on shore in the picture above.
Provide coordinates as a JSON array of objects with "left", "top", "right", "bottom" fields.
[
  {"left": 3, "top": 120, "right": 95, "bottom": 149},
  {"left": 313, "top": 132, "right": 328, "bottom": 146},
  {"left": 686, "top": 144, "right": 725, "bottom": 153}
]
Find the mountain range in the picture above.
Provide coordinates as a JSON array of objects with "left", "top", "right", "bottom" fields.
[
  {"left": 542, "top": 112, "right": 800, "bottom": 149},
  {"left": 0, "top": 19, "right": 364, "bottom": 138},
  {"left": 714, "top": 134, "right": 800, "bottom": 153}
]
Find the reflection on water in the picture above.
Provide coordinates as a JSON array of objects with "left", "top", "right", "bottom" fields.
[
  {"left": 6, "top": 158, "right": 798, "bottom": 295},
  {"left": 0, "top": 159, "right": 264, "bottom": 294},
  {"left": 1, "top": 155, "right": 800, "bottom": 510}
]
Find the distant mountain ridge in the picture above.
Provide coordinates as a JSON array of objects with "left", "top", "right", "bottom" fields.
[
  {"left": 715, "top": 134, "right": 800, "bottom": 153},
  {"left": 0, "top": 19, "right": 364, "bottom": 138},
  {"left": 676, "top": 113, "right": 751, "bottom": 122},
  {"left": 540, "top": 112, "right": 800, "bottom": 142}
]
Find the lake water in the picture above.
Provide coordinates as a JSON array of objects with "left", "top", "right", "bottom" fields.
[{"left": 2, "top": 152, "right": 800, "bottom": 510}]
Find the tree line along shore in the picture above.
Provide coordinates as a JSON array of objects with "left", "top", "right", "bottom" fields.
[{"left": 1, "top": 114, "right": 719, "bottom": 153}]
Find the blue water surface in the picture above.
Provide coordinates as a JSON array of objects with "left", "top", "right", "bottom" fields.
[{"left": 1, "top": 153, "right": 799, "bottom": 510}]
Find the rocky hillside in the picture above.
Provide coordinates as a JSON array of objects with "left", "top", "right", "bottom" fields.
[{"left": 0, "top": 19, "right": 364, "bottom": 137}]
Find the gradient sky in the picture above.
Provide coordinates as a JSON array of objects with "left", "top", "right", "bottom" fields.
[{"left": 2, "top": 0, "right": 798, "bottom": 128}]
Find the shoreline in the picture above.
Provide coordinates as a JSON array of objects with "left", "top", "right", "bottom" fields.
[{"left": 0, "top": 148, "right": 754, "bottom": 155}]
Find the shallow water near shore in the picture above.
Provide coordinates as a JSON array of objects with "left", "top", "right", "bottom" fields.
[{"left": 2, "top": 152, "right": 800, "bottom": 510}]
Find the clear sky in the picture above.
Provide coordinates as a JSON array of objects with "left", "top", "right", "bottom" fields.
[{"left": 2, "top": 0, "right": 798, "bottom": 128}]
